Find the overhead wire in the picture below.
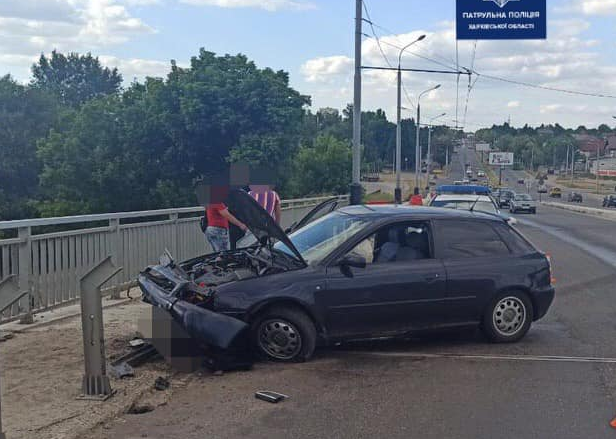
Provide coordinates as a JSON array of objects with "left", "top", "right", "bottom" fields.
[{"left": 361, "top": 0, "right": 416, "bottom": 108}]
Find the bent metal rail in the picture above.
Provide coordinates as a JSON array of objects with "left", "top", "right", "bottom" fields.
[{"left": 0, "top": 195, "right": 348, "bottom": 323}]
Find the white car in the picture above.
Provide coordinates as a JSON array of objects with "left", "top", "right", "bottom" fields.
[
  {"left": 429, "top": 194, "right": 517, "bottom": 225},
  {"left": 509, "top": 193, "right": 537, "bottom": 214},
  {"left": 477, "top": 170, "right": 486, "bottom": 177}
]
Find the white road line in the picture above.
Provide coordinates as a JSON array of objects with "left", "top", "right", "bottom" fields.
[{"left": 343, "top": 351, "right": 616, "bottom": 364}]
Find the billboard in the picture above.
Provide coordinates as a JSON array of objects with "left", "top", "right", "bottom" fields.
[
  {"left": 489, "top": 152, "right": 514, "bottom": 166},
  {"left": 456, "top": 0, "right": 546, "bottom": 40}
]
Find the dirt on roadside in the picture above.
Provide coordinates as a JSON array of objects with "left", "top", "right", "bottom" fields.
[{"left": 0, "top": 298, "right": 193, "bottom": 439}]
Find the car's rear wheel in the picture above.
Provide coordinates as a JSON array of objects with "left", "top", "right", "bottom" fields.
[
  {"left": 482, "top": 292, "right": 533, "bottom": 343},
  {"left": 251, "top": 306, "right": 316, "bottom": 362}
]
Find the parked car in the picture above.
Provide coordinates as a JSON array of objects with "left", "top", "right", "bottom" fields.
[
  {"left": 429, "top": 194, "right": 516, "bottom": 225},
  {"left": 567, "top": 192, "right": 583, "bottom": 203},
  {"left": 138, "top": 190, "right": 554, "bottom": 362},
  {"left": 477, "top": 170, "right": 486, "bottom": 177},
  {"left": 549, "top": 187, "right": 562, "bottom": 198},
  {"left": 509, "top": 193, "right": 537, "bottom": 214},
  {"left": 603, "top": 195, "right": 616, "bottom": 208},
  {"left": 537, "top": 185, "right": 548, "bottom": 194},
  {"left": 517, "top": 179, "right": 525, "bottom": 185}
]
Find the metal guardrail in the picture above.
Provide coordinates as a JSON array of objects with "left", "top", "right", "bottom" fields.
[{"left": 0, "top": 195, "right": 349, "bottom": 323}]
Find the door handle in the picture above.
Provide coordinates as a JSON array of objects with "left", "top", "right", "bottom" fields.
[{"left": 425, "top": 273, "right": 440, "bottom": 283}]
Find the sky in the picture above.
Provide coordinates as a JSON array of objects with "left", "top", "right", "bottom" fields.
[{"left": 2, "top": 0, "right": 616, "bottom": 129}]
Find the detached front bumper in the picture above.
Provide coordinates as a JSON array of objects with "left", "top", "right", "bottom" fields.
[{"left": 138, "top": 274, "right": 248, "bottom": 350}]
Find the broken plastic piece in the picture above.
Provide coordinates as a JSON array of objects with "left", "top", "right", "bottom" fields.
[{"left": 255, "top": 390, "right": 288, "bottom": 403}]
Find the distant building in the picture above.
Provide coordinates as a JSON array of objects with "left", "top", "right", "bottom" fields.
[{"left": 573, "top": 134, "right": 606, "bottom": 159}]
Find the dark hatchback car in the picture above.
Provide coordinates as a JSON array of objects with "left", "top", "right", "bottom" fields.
[
  {"left": 603, "top": 195, "right": 616, "bottom": 208},
  {"left": 139, "top": 190, "right": 555, "bottom": 362}
]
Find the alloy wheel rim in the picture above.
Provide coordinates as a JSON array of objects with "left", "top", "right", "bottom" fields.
[
  {"left": 492, "top": 296, "right": 526, "bottom": 336},
  {"left": 258, "top": 319, "right": 302, "bottom": 360}
]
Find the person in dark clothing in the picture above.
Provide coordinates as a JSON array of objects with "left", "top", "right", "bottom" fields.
[{"left": 229, "top": 185, "right": 250, "bottom": 250}]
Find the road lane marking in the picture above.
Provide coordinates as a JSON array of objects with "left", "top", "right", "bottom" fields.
[
  {"left": 517, "top": 217, "right": 616, "bottom": 269},
  {"left": 343, "top": 351, "right": 616, "bottom": 364}
]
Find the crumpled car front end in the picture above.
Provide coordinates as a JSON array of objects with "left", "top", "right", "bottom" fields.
[{"left": 138, "top": 252, "right": 250, "bottom": 351}]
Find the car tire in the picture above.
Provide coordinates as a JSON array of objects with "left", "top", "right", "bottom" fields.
[
  {"left": 481, "top": 291, "right": 533, "bottom": 343},
  {"left": 250, "top": 306, "right": 316, "bottom": 362}
]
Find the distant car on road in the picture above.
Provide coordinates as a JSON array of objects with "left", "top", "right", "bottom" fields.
[
  {"left": 603, "top": 195, "right": 616, "bottom": 208},
  {"left": 537, "top": 185, "right": 547, "bottom": 194},
  {"left": 477, "top": 170, "right": 486, "bottom": 177},
  {"left": 517, "top": 179, "right": 525, "bottom": 185},
  {"left": 495, "top": 189, "right": 515, "bottom": 208},
  {"left": 509, "top": 193, "right": 536, "bottom": 214},
  {"left": 567, "top": 192, "right": 583, "bottom": 203},
  {"left": 549, "top": 187, "right": 562, "bottom": 198}
]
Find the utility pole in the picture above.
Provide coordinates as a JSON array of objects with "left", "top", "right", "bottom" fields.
[
  {"left": 415, "top": 104, "right": 421, "bottom": 190},
  {"left": 350, "top": 0, "right": 362, "bottom": 205},
  {"left": 570, "top": 146, "right": 575, "bottom": 186},
  {"left": 395, "top": 35, "right": 425, "bottom": 204}
]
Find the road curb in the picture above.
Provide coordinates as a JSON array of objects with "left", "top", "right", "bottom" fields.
[{"left": 540, "top": 201, "right": 616, "bottom": 222}]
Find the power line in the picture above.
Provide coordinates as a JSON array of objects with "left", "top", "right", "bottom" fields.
[{"left": 361, "top": 0, "right": 416, "bottom": 108}]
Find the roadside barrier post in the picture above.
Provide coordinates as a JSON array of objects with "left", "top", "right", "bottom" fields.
[
  {"left": 77, "top": 256, "right": 122, "bottom": 401},
  {"left": 0, "top": 276, "right": 20, "bottom": 439}
]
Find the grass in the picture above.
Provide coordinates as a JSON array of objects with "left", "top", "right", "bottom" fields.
[{"left": 363, "top": 191, "right": 395, "bottom": 203}]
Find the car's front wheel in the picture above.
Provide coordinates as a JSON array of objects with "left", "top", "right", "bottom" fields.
[
  {"left": 482, "top": 292, "right": 533, "bottom": 343},
  {"left": 251, "top": 306, "right": 316, "bottom": 362}
]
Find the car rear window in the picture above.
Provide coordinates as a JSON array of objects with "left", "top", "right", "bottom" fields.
[
  {"left": 492, "top": 222, "right": 537, "bottom": 255},
  {"left": 437, "top": 220, "right": 510, "bottom": 258}
]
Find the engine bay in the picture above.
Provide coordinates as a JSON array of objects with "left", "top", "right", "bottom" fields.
[{"left": 182, "top": 246, "right": 290, "bottom": 288}]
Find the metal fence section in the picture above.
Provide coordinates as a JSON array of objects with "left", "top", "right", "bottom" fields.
[{"left": 0, "top": 195, "right": 348, "bottom": 323}]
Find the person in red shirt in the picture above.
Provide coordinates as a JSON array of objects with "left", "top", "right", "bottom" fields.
[
  {"left": 205, "top": 203, "right": 246, "bottom": 252},
  {"left": 409, "top": 187, "right": 423, "bottom": 206}
]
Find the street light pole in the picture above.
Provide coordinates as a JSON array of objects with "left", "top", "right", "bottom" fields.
[
  {"left": 414, "top": 84, "right": 441, "bottom": 191},
  {"left": 426, "top": 112, "right": 446, "bottom": 187},
  {"left": 395, "top": 35, "right": 425, "bottom": 204},
  {"left": 350, "top": 0, "right": 362, "bottom": 205}
]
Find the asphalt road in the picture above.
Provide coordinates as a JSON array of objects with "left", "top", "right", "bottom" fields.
[{"left": 88, "top": 148, "right": 616, "bottom": 439}]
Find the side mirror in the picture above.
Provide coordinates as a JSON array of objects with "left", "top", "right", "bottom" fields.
[{"left": 338, "top": 253, "right": 366, "bottom": 269}]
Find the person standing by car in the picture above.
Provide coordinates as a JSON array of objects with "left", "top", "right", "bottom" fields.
[
  {"left": 409, "top": 187, "right": 423, "bottom": 206},
  {"left": 249, "top": 184, "right": 282, "bottom": 224},
  {"left": 205, "top": 202, "right": 247, "bottom": 252},
  {"left": 229, "top": 185, "right": 250, "bottom": 250}
]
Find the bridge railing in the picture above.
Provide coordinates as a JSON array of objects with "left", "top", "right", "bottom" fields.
[{"left": 0, "top": 195, "right": 348, "bottom": 323}]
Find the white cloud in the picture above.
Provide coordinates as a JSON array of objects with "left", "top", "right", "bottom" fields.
[
  {"left": 99, "top": 55, "right": 171, "bottom": 80},
  {"left": 556, "top": 0, "right": 616, "bottom": 15},
  {"left": 300, "top": 55, "right": 352, "bottom": 82},
  {"left": 179, "top": 0, "right": 316, "bottom": 11},
  {"left": 299, "top": 20, "right": 616, "bottom": 128},
  {"left": 0, "top": 0, "right": 156, "bottom": 81},
  {"left": 540, "top": 104, "right": 562, "bottom": 114}
]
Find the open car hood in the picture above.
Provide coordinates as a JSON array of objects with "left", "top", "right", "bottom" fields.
[{"left": 226, "top": 189, "right": 306, "bottom": 265}]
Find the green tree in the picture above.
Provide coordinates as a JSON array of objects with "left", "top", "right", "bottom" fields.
[
  {"left": 0, "top": 75, "right": 59, "bottom": 220},
  {"left": 31, "top": 51, "right": 122, "bottom": 107},
  {"left": 289, "top": 135, "right": 352, "bottom": 196}
]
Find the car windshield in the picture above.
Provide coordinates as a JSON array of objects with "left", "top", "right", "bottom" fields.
[
  {"left": 516, "top": 194, "right": 532, "bottom": 201},
  {"left": 431, "top": 199, "right": 497, "bottom": 213},
  {"left": 273, "top": 212, "right": 367, "bottom": 264}
]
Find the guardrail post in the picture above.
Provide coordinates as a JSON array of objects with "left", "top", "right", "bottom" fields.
[
  {"left": 77, "top": 256, "right": 122, "bottom": 401},
  {"left": 0, "top": 354, "right": 5, "bottom": 439},
  {"left": 108, "top": 219, "right": 123, "bottom": 300},
  {"left": 17, "top": 227, "right": 32, "bottom": 324},
  {"left": 170, "top": 213, "right": 179, "bottom": 257},
  {"left": 0, "top": 276, "right": 21, "bottom": 439}
]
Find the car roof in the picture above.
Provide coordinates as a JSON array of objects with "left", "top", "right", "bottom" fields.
[
  {"left": 432, "top": 194, "right": 493, "bottom": 202},
  {"left": 338, "top": 204, "right": 503, "bottom": 222}
]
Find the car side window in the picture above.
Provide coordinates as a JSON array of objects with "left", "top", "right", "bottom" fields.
[
  {"left": 347, "top": 221, "right": 433, "bottom": 264},
  {"left": 437, "top": 220, "right": 510, "bottom": 258}
]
